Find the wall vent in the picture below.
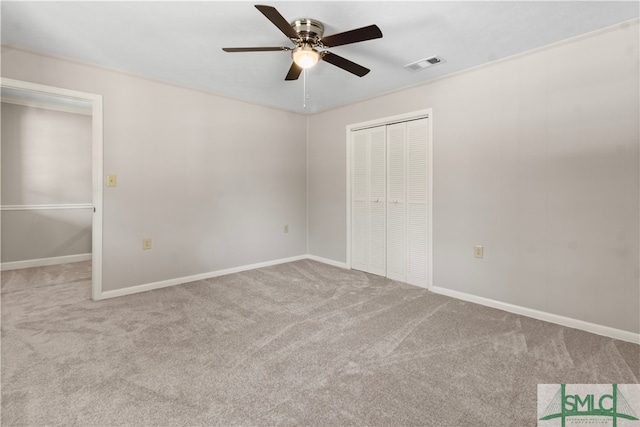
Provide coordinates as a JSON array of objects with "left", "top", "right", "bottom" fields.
[{"left": 404, "top": 56, "right": 444, "bottom": 71}]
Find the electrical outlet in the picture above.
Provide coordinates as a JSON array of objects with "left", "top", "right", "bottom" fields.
[
  {"left": 284, "top": 224, "right": 289, "bottom": 233},
  {"left": 107, "top": 174, "right": 117, "bottom": 187},
  {"left": 143, "top": 238, "right": 152, "bottom": 250},
  {"left": 474, "top": 245, "right": 483, "bottom": 259}
]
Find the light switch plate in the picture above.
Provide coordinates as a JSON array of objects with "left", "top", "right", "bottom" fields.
[
  {"left": 474, "top": 245, "right": 483, "bottom": 259},
  {"left": 107, "top": 174, "right": 117, "bottom": 187}
]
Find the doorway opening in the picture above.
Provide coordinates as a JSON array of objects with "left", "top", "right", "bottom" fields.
[{"left": 1, "top": 78, "right": 103, "bottom": 300}]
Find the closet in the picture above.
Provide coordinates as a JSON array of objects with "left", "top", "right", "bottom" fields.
[{"left": 350, "top": 117, "right": 429, "bottom": 287}]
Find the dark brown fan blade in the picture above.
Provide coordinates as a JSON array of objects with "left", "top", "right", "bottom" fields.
[
  {"left": 321, "top": 25, "right": 382, "bottom": 48},
  {"left": 222, "top": 47, "right": 290, "bottom": 52},
  {"left": 255, "top": 5, "right": 299, "bottom": 40},
  {"left": 285, "top": 62, "right": 303, "bottom": 81},
  {"left": 321, "top": 52, "right": 370, "bottom": 77}
]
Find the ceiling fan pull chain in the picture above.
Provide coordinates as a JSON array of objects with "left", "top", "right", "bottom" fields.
[{"left": 303, "top": 68, "right": 307, "bottom": 109}]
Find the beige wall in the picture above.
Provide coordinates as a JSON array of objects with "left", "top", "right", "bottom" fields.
[
  {"left": 1, "top": 47, "right": 308, "bottom": 291},
  {"left": 1, "top": 103, "right": 92, "bottom": 262},
  {"left": 308, "top": 22, "right": 640, "bottom": 333}
]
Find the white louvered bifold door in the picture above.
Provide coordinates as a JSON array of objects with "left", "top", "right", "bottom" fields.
[
  {"left": 386, "top": 123, "right": 406, "bottom": 282},
  {"left": 406, "top": 118, "right": 428, "bottom": 287},
  {"left": 368, "top": 127, "right": 386, "bottom": 276},
  {"left": 351, "top": 117, "right": 428, "bottom": 285},
  {"left": 351, "top": 131, "right": 368, "bottom": 273}
]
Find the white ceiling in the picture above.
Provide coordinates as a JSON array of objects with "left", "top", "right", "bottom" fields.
[{"left": 2, "top": 1, "right": 638, "bottom": 115}]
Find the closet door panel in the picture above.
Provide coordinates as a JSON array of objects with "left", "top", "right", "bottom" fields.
[
  {"left": 386, "top": 123, "right": 406, "bottom": 281},
  {"left": 406, "top": 118, "right": 428, "bottom": 286},
  {"left": 368, "top": 127, "right": 386, "bottom": 276},
  {"left": 351, "top": 132, "right": 368, "bottom": 272},
  {"left": 369, "top": 201, "right": 386, "bottom": 275},
  {"left": 351, "top": 201, "right": 368, "bottom": 271},
  {"left": 408, "top": 203, "right": 427, "bottom": 281},
  {"left": 387, "top": 202, "right": 405, "bottom": 281}
]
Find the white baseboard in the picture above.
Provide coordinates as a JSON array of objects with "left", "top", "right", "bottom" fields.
[
  {"left": 97, "top": 254, "right": 347, "bottom": 300},
  {"left": 95, "top": 254, "right": 638, "bottom": 344},
  {"left": 306, "top": 254, "right": 348, "bottom": 269},
  {"left": 1, "top": 253, "right": 92, "bottom": 271},
  {"left": 97, "top": 255, "right": 308, "bottom": 300},
  {"left": 431, "top": 285, "right": 640, "bottom": 345}
]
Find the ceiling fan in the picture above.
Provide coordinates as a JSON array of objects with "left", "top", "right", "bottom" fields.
[{"left": 222, "top": 5, "right": 383, "bottom": 81}]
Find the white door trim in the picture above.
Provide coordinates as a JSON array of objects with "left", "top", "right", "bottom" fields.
[
  {"left": 346, "top": 108, "right": 433, "bottom": 290},
  {"left": 1, "top": 77, "right": 104, "bottom": 300}
]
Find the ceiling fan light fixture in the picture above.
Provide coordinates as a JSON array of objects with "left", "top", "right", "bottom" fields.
[{"left": 292, "top": 44, "right": 320, "bottom": 69}]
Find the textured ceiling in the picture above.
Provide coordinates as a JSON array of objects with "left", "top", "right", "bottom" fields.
[{"left": 1, "top": 1, "right": 638, "bottom": 114}]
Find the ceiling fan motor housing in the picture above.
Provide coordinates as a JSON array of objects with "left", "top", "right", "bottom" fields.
[{"left": 291, "top": 19, "right": 325, "bottom": 44}]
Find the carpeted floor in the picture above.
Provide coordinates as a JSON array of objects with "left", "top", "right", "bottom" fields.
[{"left": 1, "top": 259, "right": 638, "bottom": 426}]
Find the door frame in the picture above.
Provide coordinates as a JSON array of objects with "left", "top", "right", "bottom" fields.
[
  {"left": 345, "top": 108, "right": 433, "bottom": 290},
  {"left": 1, "top": 77, "right": 104, "bottom": 300}
]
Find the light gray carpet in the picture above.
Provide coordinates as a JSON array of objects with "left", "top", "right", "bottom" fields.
[{"left": 2, "top": 260, "right": 638, "bottom": 426}]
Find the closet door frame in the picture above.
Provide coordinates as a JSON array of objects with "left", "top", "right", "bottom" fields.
[{"left": 346, "top": 108, "right": 433, "bottom": 290}]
